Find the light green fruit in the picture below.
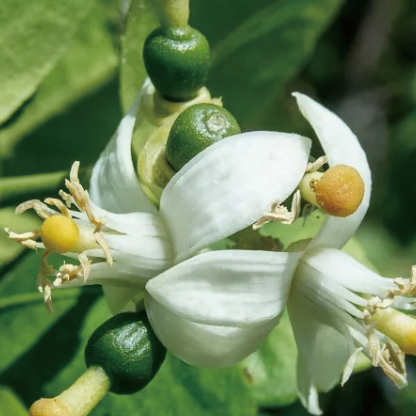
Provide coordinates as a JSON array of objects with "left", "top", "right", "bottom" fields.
[{"left": 166, "top": 103, "right": 241, "bottom": 171}]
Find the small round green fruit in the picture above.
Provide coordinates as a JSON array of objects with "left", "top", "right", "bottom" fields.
[
  {"left": 84, "top": 311, "right": 166, "bottom": 395},
  {"left": 143, "top": 25, "right": 210, "bottom": 102},
  {"left": 166, "top": 103, "right": 241, "bottom": 171}
]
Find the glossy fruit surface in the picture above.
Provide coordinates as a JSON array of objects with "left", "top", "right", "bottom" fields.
[
  {"left": 143, "top": 25, "right": 210, "bottom": 102},
  {"left": 85, "top": 311, "right": 166, "bottom": 395}
]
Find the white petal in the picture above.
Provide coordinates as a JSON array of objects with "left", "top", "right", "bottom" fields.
[
  {"left": 289, "top": 303, "right": 351, "bottom": 415},
  {"left": 80, "top": 207, "right": 173, "bottom": 275},
  {"left": 160, "top": 131, "right": 311, "bottom": 262},
  {"left": 145, "top": 295, "right": 278, "bottom": 367},
  {"left": 301, "top": 248, "right": 397, "bottom": 301},
  {"left": 89, "top": 81, "right": 157, "bottom": 214},
  {"left": 56, "top": 262, "right": 151, "bottom": 288},
  {"left": 90, "top": 204, "right": 167, "bottom": 237},
  {"left": 146, "top": 250, "right": 301, "bottom": 327},
  {"left": 103, "top": 286, "right": 138, "bottom": 314},
  {"left": 293, "top": 93, "right": 371, "bottom": 249}
]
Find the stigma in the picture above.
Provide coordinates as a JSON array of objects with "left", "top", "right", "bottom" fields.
[
  {"left": 300, "top": 164, "right": 365, "bottom": 217},
  {"left": 41, "top": 215, "right": 80, "bottom": 253}
]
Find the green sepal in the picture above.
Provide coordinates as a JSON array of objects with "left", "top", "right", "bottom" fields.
[
  {"left": 143, "top": 25, "right": 210, "bottom": 102},
  {"left": 166, "top": 103, "right": 241, "bottom": 171},
  {"left": 84, "top": 311, "right": 166, "bottom": 395}
]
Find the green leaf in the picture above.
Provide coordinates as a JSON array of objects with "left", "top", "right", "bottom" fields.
[
  {"left": 207, "top": 0, "right": 345, "bottom": 126},
  {"left": 0, "top": 0, "right": 119, "bottom": 156},
  {"left": 2, "top": 80, "right": 122, "bottom": 177},
  {"left": 0, "top": 208, "right": 41, "bottom": 267},
  {"left": 240, "top": 312, "right": 298, "bottom": 407},
  {"left": 92, "top": 353, "right": 256, "bottom": 416},
  {"left": 120, "top": 0, "right": 159, "bottom": 111},
  {"left": 0, "top": 0, "right": 94, "bottom": 126},
  {"left": 0, "top": 251, "right": 84, "bottom": 373},
  {"left": 0, "top": 171, "right": 66, "bottom": 205},
  {"left": 0, "top": 386, "right": 27, "bottom": 416}
]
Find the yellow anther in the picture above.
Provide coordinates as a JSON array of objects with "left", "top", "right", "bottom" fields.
[
  {"left": 40, "top": 215, "right": 79, "bottom": 254},
  {"left": 300, "top": 165, "right": 365, "bottom": 217},
  {"left": 371, "top": 307, "right": 416, "bottom": 356}
]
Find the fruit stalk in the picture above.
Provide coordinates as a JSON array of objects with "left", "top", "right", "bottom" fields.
[
  {"left": 156, "top": 0, "right": 189, "bottom": 28},
  {"left": 29, "top": 366, "right": 110, "bottom": 416}
]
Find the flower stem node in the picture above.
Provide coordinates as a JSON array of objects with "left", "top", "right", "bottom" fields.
[
  {"left": 29, "top": 398, "right": 70, "bottom": 416},
  {"left": 166, "top": 103, "right": 241, "bottom": 171},
  {"left": 300, "top": 164, "right": 365, "bottom": 217},
  {"left": 85, "top": 311, "right": 166, "bottom": 394},
  {"left": 143, "top": 25, "right": 210, "bottom": 102}
]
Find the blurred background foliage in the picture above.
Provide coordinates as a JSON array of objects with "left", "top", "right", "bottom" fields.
[{"left": 1, "top": 0, "right": 416, "bottom": 415}]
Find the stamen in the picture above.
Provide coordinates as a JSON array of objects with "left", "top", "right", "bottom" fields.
[
  {"left": 16, "top": 199, "right": 54, "bottom": 219},
  {"left": 64, "top": 162, "right": 105, "bottom": 232},
  {"left": 253, "top": 190, "right": 301, "bottom": 230},
  {"left": 387, "top": 266, "right": 416, "bottom": 299},
  {"left": 7, "top": 161, "right": 114, "bottom": 311},
  {"left": 378, "top": 344, "right": 407, "bottom": 389},
  {"left": 5, "top": 229, "right": 40, "bottom": 250},
  {"left": 94, "top": 233, "right": 113, "bottom": 267},
  {"left": 59, "top": 190, "right": 75, "bottom": 208},
  {"left": 54, "top": 263, "right": 83, "bottom": 287},
  {"left": 37, "top": 251, "right": 56, "bottom": 312},
  {"left": 363, "top": 294, "right": 412, "bottom": 387},
  {"left": 78, "top": 253, "right": 92, "bottom": 282},
  {"left": 305, "top": 155, "right": 328, "bottom": 173},
  {"left": 44, "top": 197, "right": 71, "bottom": 217},
  {"left": 342, "top": 347, "right": 363, "bottom": 386}
]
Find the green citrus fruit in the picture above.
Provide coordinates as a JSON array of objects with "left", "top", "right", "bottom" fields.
[
  {"left": 166, "top": 103, "right": 241, "bottom": 171},
  {"left": 143, "top": 25, "right": 210, "bottom": 102},
  {"left": 85, "top": 311, "right": 166, "bottom": 395}
]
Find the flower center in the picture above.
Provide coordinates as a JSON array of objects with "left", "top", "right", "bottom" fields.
[{"left": 7, "top": 161, "right": 113, "bottom": 310}]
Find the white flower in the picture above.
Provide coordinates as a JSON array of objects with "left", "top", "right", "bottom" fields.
[
  {"left": 144, "top": 93, "right": 416, "bottom": 414},
  {"left": 7, "top": 82, "right": 311, "bottom": 314}
]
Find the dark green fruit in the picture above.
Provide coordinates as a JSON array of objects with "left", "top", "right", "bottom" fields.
[
  {"left": 166, "top": 103, "right": 241, "bottom": 171},
  {"left": 143, "top": 25, "right": 210, "bottom": 102},
  {"left": 85, "top": 311, "right": 166, "bottom": 395}
]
